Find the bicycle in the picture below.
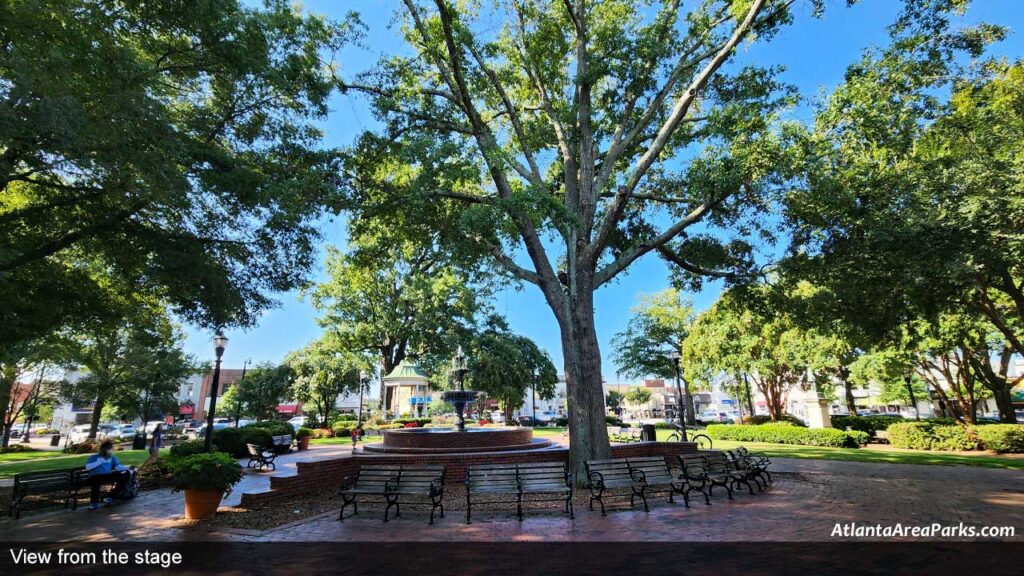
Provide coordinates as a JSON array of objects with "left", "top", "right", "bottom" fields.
[{"left": 665, "top": 423, "right": 712, "bottom": 450}]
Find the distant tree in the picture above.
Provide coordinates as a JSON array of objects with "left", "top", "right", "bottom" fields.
[
  {"left": 308, "top": 237, "right": 491, "bottom": 416},
  {"left": 108, "top": 344, "right": 194, "bottom": 426},
  {"left": 623, "top": 387, "right": 652, "bottom": 414},
  {"left": 683, "top": 284, "right": 846, "bottom": 421},
  {"left": 611, "top": 289, "right": 697, "bottom": 419},
  {"left": 468, "top": 330, "right": 558, "bottom": 423},
  {"left": 237, "top": 364, "right": 295, "bottom": 421},
  {"left": 604, "top": 390, "right": 624, "bottom": 413},
  {"left": 287, "top": 338, "right": 369, "bottom": 426}
]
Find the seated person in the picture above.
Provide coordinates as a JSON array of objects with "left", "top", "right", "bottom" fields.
[{"left": 85, "top": 441, "right": 131, "bottom": 510}]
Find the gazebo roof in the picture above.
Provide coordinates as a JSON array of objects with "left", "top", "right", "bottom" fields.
[{"left": 383, "top": 358, "right": 430, "bottom": 383}]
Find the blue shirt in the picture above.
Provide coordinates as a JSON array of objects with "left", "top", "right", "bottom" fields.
[{"left": 85, "top": 453, "right": 121, "bottom": 476}]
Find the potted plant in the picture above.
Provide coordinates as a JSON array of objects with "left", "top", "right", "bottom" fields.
[
  {"left": 296, "top": 427, "right": 313, "bottom": 451},
  {"left": 171, "top": 452, "right": 244, "bottom": 519}
]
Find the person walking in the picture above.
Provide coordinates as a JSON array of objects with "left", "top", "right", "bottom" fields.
[
  {"left": 147, "top": 423, "right": 164, "bottom": 463},
  {"left": 350, "top": 427, "right": 361, "bottom": 451}
]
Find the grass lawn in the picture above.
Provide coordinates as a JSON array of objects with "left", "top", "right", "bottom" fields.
[
  {"left": 0, "top": 449, "right": 77, "bottom": 464},
  {"left": 706, "top": 440, "right": 1024, "bottom": 470},
  {"left": 0, "top": 449, "right": 162, "bottom": 478}
]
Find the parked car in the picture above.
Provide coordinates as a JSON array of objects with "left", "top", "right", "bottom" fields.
[
  {"left": 195, "top": 421, "right": 231, "bottom": 437},
  {"left": 143, "top": 420, "right": 168, "bottom": 434},
  {"left": 287, "top": 416, "right": 308, "bottom": 431},
  {"left": 69, "top": 424, "right": 119, "bottom": 444},
  {"left": 700, "top": 411, "right": 730, "bottom": 423},
  {"left": 488, "top": 411, "right": 506, "bottom": 424},
  {"left": 118, "top": 424, "right": 136, "bottom": 437}
]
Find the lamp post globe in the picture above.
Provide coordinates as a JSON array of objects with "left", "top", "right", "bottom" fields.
[{"left": 204, "top": 333, "right": 228, "bottom": 452}]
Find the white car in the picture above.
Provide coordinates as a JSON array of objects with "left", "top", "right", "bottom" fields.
[
  {"left": 288, "top": 416, "right": 307, "bottom": 431},
  {"left": 69, "top": 424, "right": 119, "bottom": 444}
]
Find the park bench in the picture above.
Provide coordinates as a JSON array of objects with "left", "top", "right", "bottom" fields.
[
  {"left": 67, "top": 466, "right": 137, "bottom": 509},
  {"left": 607, "top": 427, "right": 642, "bottom": 443},
  {"left": 246, "top": 443, "right": 277, "bottom": 471},
  {"left": 465, "top": 462, "right": 573, "bottom": 523},
  {"left": 703, "top": 451, "right": 756, "bottom": 496},
  {"left": 9, "top": 469, "right": 73, "bottom": 519},
  {"left": 271, "top": 434, "right": 293, "bottom": 454},
  {"left": 338, "top": 464, "right": 446, "bottom": 524},
  {"left": 585, "top": 457, "right": 684, "bottom": 515},
  {"left": 678, "top": 453, "right": 748, "bottom": 505},
  {"left": 724, "top": 449, "right": 769, "bottom": 490},
  {"left": 732, "top": 446, "right": 773, "bottom": 485}
]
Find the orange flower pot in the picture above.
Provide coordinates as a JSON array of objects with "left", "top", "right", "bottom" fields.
[
  {"left": 183, "top": 489, "right": 224, "bottom": 520},
  {"left": 298, "top": 436, "right": 310, "bottom": 450}
]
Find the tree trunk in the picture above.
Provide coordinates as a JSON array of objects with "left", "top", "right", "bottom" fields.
[
  {"left": 557, "top": 286, "right": 611, "bottom": 484},
  {"left": 1, "top": 423, "right": 11, "bottom": 448},
  {"left": 991, "top": 387, "right": 1017, "bottom": 423},
  {"left": 87, "top": 393, "right": 106, "bottom": 439}
]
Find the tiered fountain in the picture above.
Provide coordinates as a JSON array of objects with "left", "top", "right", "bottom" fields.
[{"left": 364, "top": 347, "right": 552, "bottom": 453}]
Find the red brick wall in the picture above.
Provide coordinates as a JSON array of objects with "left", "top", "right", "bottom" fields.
[
  {"left": 239, "top": 442, "right": 698, "bottom": 508},
  {"left": 382, "top": 428, "right": 533, "bottom": 450}
]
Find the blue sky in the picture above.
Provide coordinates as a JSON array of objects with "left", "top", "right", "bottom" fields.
[{"left": 183, "top": 0, "right": 1024, "bottom": 384}]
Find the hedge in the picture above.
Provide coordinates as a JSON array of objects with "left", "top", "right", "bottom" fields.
[
  {"left": 243, "top": 420, "right": 294, "bottom": 438},
  {"left": 886, "top": 422, "right": 980, "bottom": 451},
  {"left": 169, "top": 439, "right": 214, "bottom": 458},
  {"left": 741, "top": 415, "right": 807, "bottom": 427},
  {"left": 975, "top": 425, "right": 1024, "bottom": 453},
  {"left": 212, "top": 427, "right": 273, "bottom": 457},
  {"left": 393, "top": 418, "right": 432, "bottom": 427},
  {"left": 331, "top": 423, "right": 353, "bottom": 437},
  {"left": 831, "top": 415, "right": 903, "bottom": 436},
  {"left": 705, "top": 423, "right": 867, "bottom": 448}
]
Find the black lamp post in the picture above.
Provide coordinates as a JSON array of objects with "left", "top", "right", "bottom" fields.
[
  {"left": 203, "top": 333, "right": 228, "bottom": 453},
  {"left": 668, "top": 350, "right": 686, "bottom": 427},
  {"left": 358, "top": 369, "right": 368, "bottom": 427},
  {"left": 531, "top": 367, "right": 537, "bottom": 427}
]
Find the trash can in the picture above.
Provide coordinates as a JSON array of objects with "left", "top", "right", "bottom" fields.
[
  {"left": 132, "top": 433, "right": 147, "bottom": 450},
  {"left": 640, "top": 424, "right": 657, "bottom": 442},
  {"left": 50, "top": 434, "right": 60, "bottom": 446}
]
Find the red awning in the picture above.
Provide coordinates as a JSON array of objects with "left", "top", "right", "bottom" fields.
[
  {"left": 277, "top": 404, "right": 298, "bottom": 414},
  {"left": 179, "top": 404, "right": 194, "bottom": 415}
]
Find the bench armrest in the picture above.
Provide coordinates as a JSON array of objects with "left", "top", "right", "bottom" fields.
[
  {"left": 630, "top": 469, "right": 647, "bottom": 484},
  {"left": 430, "top": 478, "right": 444, "bottom": 496},
  {"left": 667, "top": 465, "right": 685, "bottom": 480},
  {"left": 385, "top": 477, "right": 401, "bottom": 493},
  {"left": 587, "top": 470, "right": 605, "bottom": 488}
]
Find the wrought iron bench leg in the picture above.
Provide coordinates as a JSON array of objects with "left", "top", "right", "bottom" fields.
[
  {"left": 383, "top": 495, "right": 398, "bottom": 522},
  {"left": 516, "top": 490, "right": 523, "bottom": 521}
]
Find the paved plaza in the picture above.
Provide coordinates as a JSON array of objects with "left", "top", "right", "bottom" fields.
[{"left": 2, "top": 453, "right": 1020, "bottom": 543}]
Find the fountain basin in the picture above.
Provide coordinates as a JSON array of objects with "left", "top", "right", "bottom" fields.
[{"left": 364, "top": 427, "right": 553, "bottom": 454}]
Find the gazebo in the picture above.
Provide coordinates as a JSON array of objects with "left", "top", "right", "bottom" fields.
[{"left": 383, "top": 358, "right": 432, "bottom": 418}]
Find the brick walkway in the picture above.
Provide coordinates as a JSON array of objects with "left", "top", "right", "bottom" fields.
[{"left": 1, "top": 457, "right": 1020, "bottom": 542}]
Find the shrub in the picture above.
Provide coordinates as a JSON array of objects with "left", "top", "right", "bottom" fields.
[
  {"left": 169, "top": 439, "right": 215, "bottom": 458},
  {"left": 170, "top": 452, "right": 244, "bottom": 493},
  {"left": 653, "top": 422, "right": 677, "bottom": 429},
  {"left": 212, "top": 427, "right": 273, "bottom": 457},
  {"left": 309, "top": 428, "right": 332, "bottom": 439},
  {"left": 477, "top": 419, "right": 490, "bottom": 425},
  {"left": 333, "top": 414, "right": 358, "bottom": 422},
  {"left": 605, "top": 415, "right": 624, "bottom": 426},
  {"left": 975, "top": 424, "right": 1024, "bottom": 453},
  {"left": 741, "top": 415, "right": 807, "bottom": 427},
  {"left": 887, "top": 422, "right": 980, "bottom": 451},
  {"left": 555, "top": 417, "right": 569, "bottom": 426},
  {"left": 394, "top": 418, "right": 432, "bottom": 427},
  {"left": 137, "top": 458, "right": 176, "bottom": 490},
  {"left": 243, "top": 420, "right": 294, "bottom": 438},
  {"left": 705, "top": 423, "right": 865, "bottom": 448},
  {"left": 404, "top": 422, "right": 420, "bottom": 428},
  {"left": 831, "top": 415, "right": 903, "bottom": 436},
  {"left": 331, "top": 421, "right": 353, "bottom": 432},
  {"left": 296, "top": 427, "right": 313, "bottom": 439},
  {"left": 63, "top": 441, "right": 98, "bottom": 454},
  {"left": 332, "top": 425, "right": 352, "bottom": 437},
  {"left": 376, "top": 423, "right": 404, "bottom": 430},
  {"left": 0, "top": 444, "right": 36, "bottom": 453}
]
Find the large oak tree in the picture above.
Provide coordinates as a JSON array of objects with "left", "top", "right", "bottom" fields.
[{"left": 336, "top": 0, "right": 809, "bottom": 475}]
